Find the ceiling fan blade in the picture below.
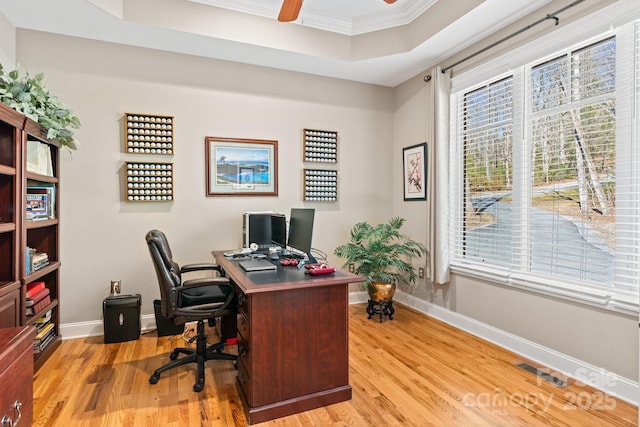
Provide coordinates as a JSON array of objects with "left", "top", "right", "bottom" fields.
[{"left": 278, "top": 0, "right": 303, "bottom": 22}]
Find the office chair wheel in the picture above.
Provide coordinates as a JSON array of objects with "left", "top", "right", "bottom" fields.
[
  {"left": 170, "top": 351, "right": 178, "bottom": 360},
  {"left": 149, "top": 374, "right": 160, "bottom": 384},
  {"left": 193, "top": 382, "right": 204, "bottom": 392}
]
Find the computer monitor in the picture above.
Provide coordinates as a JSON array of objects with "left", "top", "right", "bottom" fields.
[
  {"left": 243, "top": 212, "right": 286, "bottom": 251},
  {"left": 270, "top": 214, "right": 287, "bottom": 249},
  {"left": 287, "top": 208, "right": 317, "bottom": 263}
]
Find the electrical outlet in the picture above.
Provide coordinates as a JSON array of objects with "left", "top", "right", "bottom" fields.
[
  {"left": 348, "top": 263, "right": 355, "bottom": 273},
  {"left": 418, "top": 267, "right": 424, "bottom": 279}
]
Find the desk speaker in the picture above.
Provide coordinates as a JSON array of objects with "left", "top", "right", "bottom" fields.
[{"left": 103, "top": 294, "right": 141, "bottom": 343}]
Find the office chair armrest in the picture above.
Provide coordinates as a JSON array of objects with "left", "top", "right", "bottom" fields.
[{"left": 181, "top": 263, "right": 224, "bottom": 274}]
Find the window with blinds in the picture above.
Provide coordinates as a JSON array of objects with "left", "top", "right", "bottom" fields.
[
  {"left": 458, "top": 78, "right": 514, "bottom": 266},
  {"left": 450, "top": 21, "right": 640, "bottom": 309}
]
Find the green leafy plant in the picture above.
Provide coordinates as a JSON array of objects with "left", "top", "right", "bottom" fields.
[
  {"left": 334, "top": 217, "right": 428, "bottom": 288},
  {"left": 0, "top": 64, "right": 80, "bottom": 150}
]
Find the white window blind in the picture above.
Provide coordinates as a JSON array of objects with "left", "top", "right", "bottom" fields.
[
  {"left": 526, "top": 38, "right": 618, "bottom": 285},
  {"left": 453, "top": 77, "right": 514, "bottom": 266},
  {"left": 450, "top": 17, "right": 640, "bottom": 311}
]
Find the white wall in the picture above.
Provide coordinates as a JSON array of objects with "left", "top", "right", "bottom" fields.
[
  {"left": 0, "top": 11, "right": 14, "bottom": 69},
  {"left": 15, "top": 30, "right": 395, "bottom": 324}
]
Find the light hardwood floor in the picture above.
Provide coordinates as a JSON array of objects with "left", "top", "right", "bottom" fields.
[{"left": 33, "top": 303, "right": 637, "bottom": 426}]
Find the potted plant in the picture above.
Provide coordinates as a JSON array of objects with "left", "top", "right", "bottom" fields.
[
  {"left": 334, "top": 217, "right": 428, "bottom": 308},
  {"left": 0, "top": 64, "right": 80, "bottom": 150}
]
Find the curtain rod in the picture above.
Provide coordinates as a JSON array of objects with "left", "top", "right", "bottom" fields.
[{"left": 441, "top": 0, "right": 587, "bottom": 74}]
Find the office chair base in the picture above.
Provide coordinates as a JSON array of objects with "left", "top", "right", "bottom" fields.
[{"left": 149, "top": 320, "right": 237, "bottom": 392}]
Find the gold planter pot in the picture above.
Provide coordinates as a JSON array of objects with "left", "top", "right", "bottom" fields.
[{"left": 367, "top": 281, "right": 396, "bottom": 303}]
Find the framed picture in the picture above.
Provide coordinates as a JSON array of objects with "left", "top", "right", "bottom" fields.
[
  {"left": 403, "top": 142, "right": 427, "bottom": 201},
  {"left": 205, "top": 137, "right": 278, "bottom": 196}
]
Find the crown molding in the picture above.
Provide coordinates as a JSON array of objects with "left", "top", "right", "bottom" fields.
[{"left": 189, "top": 0, "right": 437, "bottom": 36}]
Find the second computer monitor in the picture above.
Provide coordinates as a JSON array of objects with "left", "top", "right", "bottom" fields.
[
  {"left": 287, "top": 208, "right": 316, "bottom": 263},
  {"left": 243, "top": 212, "right": 286, "bottom": 251}
]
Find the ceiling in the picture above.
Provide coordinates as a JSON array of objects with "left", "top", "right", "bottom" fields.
[{"left": 0, "top": 0, "right": 553, "bottom": 87}]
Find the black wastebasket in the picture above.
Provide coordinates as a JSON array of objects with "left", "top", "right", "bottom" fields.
[{"left": 103, "top": 294, "right": 141, "bottom": 343}]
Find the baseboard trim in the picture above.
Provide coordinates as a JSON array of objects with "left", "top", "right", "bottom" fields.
[{"left": 60, "top": 314, "right": 157, "bottom": 339}]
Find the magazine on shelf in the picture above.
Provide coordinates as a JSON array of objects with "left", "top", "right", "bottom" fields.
[
  {"left": 34, "top": 310, "right": 53, "bottom": 327},
  {"left": 33, "top": 323, "right": 56, "bottom": 354},
  {"left": 34, "top": 322, "right": 54, "bottom": 341},
  {"left": 26, "top": 192, "right": 49, "bottom": 220},
  {"left": 26, "top": 185, "right": 55, "bottom": 220}
]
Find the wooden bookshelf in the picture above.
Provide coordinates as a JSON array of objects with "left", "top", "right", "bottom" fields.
[{"left": 0, "top": 101, "right": 61, "bottom": 369}]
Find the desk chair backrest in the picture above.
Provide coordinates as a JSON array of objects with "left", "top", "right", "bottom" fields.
[{"left": 146, "top": 229, "right": 182, "bottom": 320}]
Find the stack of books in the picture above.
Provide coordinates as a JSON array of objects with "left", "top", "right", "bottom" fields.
[
  {"left": 25, "top": 247, "right": 49, "bottom": 275},
  {"left": 25, "top": 281, "right": 51, "bottom": 316},
  {"left": 33, "top": 310, "right": 56, "bottom": 354}
]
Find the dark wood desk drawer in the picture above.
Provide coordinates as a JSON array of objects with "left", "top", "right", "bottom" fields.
[
  {"left": 237, "top": 336, "right": 251, "bottom": 378},
  {"left": 237, "top": 312, "right": 250, "bottom": 341},
  {"left": 237, "top": 361, "right": 252, "bottom": 406},
  {"left": 236, "top": 286, "right": 250, "bottom": 317}
]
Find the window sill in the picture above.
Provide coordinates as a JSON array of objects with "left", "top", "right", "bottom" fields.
[{"left": 450, "top": 263, "right": 639, "bottom": 316}]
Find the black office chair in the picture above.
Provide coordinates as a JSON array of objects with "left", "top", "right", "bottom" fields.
[{"left": 145, "top": 229, "right": 237, "bottom": 392}]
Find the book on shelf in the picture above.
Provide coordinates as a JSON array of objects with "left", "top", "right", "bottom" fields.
[
  {"left": 26, "top": 280, "right": 46, "bottom": 298},
  {"left": 34, "top": 333, "right": 56, "bottom": 354},
  {"left": 26, "top": 247, "right": 49, "bottom": 274},
  {"left": 34, "top": 322, "right": 54, "bottom": 341},
  {"left": 34, "top": 310, "right": 53, "bottom": 327},
  {"left": 26, "top": 139, "right": 54, "bottom": 177},
  {"left": 26, "top": 295, "right": 51, "bottom": 316},
  {"left": 33, "top": 323, "right": 56, "bottom": 354},
  {"left": 26, "top": 186, "right": 55, "bottom": 220},
  {"left": 26, "top": 287, "right": 50, "bottom": 307}
]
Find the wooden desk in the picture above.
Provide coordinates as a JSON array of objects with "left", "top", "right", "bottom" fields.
[{"left": 213, "top": 252, "right": 363, "bottom": 425}]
